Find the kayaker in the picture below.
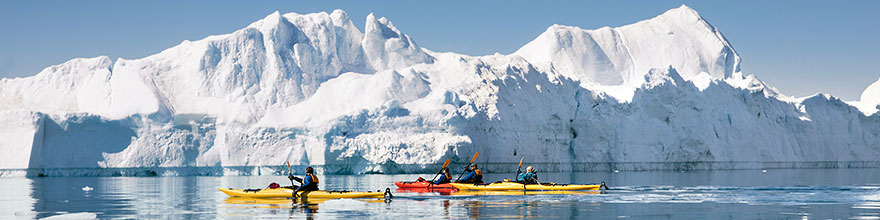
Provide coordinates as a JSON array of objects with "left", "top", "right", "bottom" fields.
[
  {"left": 289, "top": 166, "right": 320, "bottom": 192},
  {"left": 516, "top": 166, "right": 538, "bottom": 184},
  {"left": 434, "top": 167, "right": 452, "bottom": 184},
  {"left": 457, "top": 163, "right": 483, "bottom": 184}
]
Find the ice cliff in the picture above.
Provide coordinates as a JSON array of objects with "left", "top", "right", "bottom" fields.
[{"left": 2, "top": 6, "right": 879, "bottom": 176}]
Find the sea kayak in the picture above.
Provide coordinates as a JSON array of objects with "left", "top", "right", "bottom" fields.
[
  {"left": 394, "top": 181, "right": 455, "bottom": 189},
  {"left": 218, "top": 187, "right": 390, "bottom": 199},
  {"left": 450, "top": 181, "right": 602, "bottom": 191},
  {"left": 225, "top": 197, "right": 388, "bottom": 206},
  {"left": 395, "top": 187, "right": 457, "bottom": 195},
  {"left": 224, "top": 197, "right": 294, "bottom": 205},
  {"left": 452, "top": 190, "right": 600, "bottom": 196}
]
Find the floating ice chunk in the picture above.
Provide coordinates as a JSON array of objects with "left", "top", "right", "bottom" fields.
[
  {"left": 40, "top": 212, "right": 98, "bottom": 220},
  {"left": 14, "top": 211, "right": 37, "bottom": 217},
  {"left": 81, "top": 186, "right": 94, "bottom": 191}
]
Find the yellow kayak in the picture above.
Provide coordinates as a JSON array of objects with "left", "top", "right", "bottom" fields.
[
  {"left": 224, "top": 196, "right": 388, "bottom": 206},
  {"left": 218, "top": 187, "right": 390, "bottom": 199},
  {"left": 224, "top": 197, "right": 295, "bottom": 207},
  {"left": 450, "top": 181, "right": 602, "bottom": 191}
]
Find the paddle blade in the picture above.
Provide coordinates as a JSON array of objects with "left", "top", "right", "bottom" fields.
[
  {"left": 470, "top": 152, "right": 479, "bottom": 163},
  {"left": 287, "top": 161, "right": 292, "bottom": 174},
  {"left": 442, "top": 159, "right": 450, "bottom": 169},
  {"left": 515, "top": 157, "right": 525, "bottom": 181}
]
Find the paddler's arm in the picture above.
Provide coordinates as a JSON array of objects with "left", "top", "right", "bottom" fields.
[
  {"left": 460, "top": 171, "right": 475, "bottom": 182},
  {"left": 289, "top": 175, "right": 303, "bottom": 184},
  {"left": 296, "top": 175, "right": 311, "bottom": 191},
  {"left": 433, "top": 174, "right": 447, "bottom": 184}
]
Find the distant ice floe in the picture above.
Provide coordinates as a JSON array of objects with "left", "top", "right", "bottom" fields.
[{"left": 39, "top": 212, "right": 98, "bottom": 220}]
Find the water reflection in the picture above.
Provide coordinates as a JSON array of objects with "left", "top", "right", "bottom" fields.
[
  {"left": 0, "top": 178, "right": 36, "bottom": 218},
  {"left": 0, "top": 169, "right": 879, "bottom": 219},
  {"left": 222, "top": 197, "right": 394, "bottom": 219},
  {"left": 219, "top": 195, "right": 584, "bottom": 219},
  {"left": 30, "top": 177, "right": 138, "bottom": 218}
]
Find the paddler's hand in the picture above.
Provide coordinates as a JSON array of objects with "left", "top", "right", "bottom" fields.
[{"left": 288, "top": 174, "right": 295, "bottom": 181}]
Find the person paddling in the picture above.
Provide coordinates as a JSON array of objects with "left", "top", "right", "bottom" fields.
[
  {"left": 289, "top": 166, "right": 320, "bottom": 192},
  {"left": 456, "top": 163, "right": 483, "bottom": 184},
  {"left": 516, "top": 166, "right": 538, "bottom": 184},
  {"left": 434, "top": 167, "right": 452, "bottom": 184},
  {"left": 414, "top": 158, "right": 450, "bottom": 184}
]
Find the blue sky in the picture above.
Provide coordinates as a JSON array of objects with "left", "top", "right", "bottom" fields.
[{"left": 1, "top": 1, "right": 878, "bottom": 100}]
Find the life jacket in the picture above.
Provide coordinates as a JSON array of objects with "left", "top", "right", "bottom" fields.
[
  {"left": 522, "top": 172, "right": 538, "bottom": 184},
  {"left": 517, "top": 172, "right": 537, "bottom": 183},
  {"left": 474, "top": 169, "right": 483, "bottom": 182},
  {"left": 308, "top": 173, "right": 319, "bottom": 184},
  {"left": 298, "top": 173, "right": 320, "bottom": 191},
  {"left": 440, "top": 173, "right": 452, "bottom": 183}
]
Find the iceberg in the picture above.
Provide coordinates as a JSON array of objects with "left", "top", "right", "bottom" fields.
[{"left": 1, "top": 5, "right": 879, "bottom": 176}]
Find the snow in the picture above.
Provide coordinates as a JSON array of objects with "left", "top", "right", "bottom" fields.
[
  {"left": 514, "top": 5, "right": 740, "bottom": 94},
  {"left": 0, "top": 110, "right": 43, "bottom": 169},
  {"left": 362, "top": 13, "right": 434, "bottom": 71},
  {"left": 1, "top": 6, "right": 879, "bottom": 176},
  {"left": 259, "top": 69, "right": 431, "bottom": 127}
]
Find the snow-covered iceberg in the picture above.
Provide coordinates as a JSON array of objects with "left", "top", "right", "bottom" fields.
[{"left": 2, "top": 6, "right": 879, "bottom": 176}]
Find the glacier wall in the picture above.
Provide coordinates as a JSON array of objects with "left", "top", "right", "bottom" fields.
[{"left": 1, "top": 6, "right": 879, "bottom": 176}]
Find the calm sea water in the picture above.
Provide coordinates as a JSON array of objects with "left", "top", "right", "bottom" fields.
[{"left": 2, "top": 168, "right": 880, "bottom": 219}]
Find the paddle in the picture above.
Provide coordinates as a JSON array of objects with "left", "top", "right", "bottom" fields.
[
  {"left": 287, "top": 161, "right": 295, "bottom": 187},
  {"left": 514, "top": 157, "right": 524, "bottom": 182},
  {"left": 428, "top": 159, "right": 450, "bottom": 188},
  {"left": 455, "top": 152, "right": 480, "bottom": 182},
  {"left": 516, "top": 157, "right": 525, "bottom": 191},
  {"left": 287, "top": 161, "right": 298, "bottom": 198},
  {"left": 534, "top": 177, "right": 546, "bottom": 191}
]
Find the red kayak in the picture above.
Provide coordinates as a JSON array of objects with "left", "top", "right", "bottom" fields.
[
  {"left": 395, "top": 187, "right": 457, "bottom": 195},
  {"left": 394, "top": 181, "right": 455, "bottom": 189}
]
